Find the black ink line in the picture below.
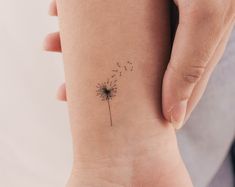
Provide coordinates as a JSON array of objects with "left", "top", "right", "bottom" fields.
[
  {"left": 117, "top": 62, "right": 121, "bottom": 68},
  {"left": 107, "top": 97, "right": 113, "bottom": 126}
]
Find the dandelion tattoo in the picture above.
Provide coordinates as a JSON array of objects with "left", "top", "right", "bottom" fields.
[
  {"left": 96, "top": 80, "right": 117, "bottom": 126},
  {"left": 96, "top": 61, "right": 134, "bottom": 126}
]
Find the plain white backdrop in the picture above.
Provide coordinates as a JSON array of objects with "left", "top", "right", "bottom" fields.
[{"left": 0, "top": 1, "right": 72, "bottom": 186}]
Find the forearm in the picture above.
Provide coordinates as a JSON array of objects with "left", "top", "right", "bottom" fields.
[
  {"left": 56, "top": 0, "right": 192, "bottom": 186},
  {"left": 57, "top": 0, "right": 170, "bottom": 122},
  {"left": 58, "top": 0, "right": 173, "bottom": 161}
]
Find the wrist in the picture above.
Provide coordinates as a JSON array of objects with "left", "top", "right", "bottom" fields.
[{"left": 68, "top": 119, "right": 192, "bottom": 187}]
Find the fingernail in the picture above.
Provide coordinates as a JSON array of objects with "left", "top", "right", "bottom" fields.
[{"left": 170, "top": 100, "right": 188, "bottom": 130}]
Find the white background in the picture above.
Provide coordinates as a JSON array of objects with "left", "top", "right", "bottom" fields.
[{"left": 0, "top": 1, "right": 72, "bottom": 186}]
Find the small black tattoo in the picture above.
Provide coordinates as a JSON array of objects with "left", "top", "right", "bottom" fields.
[
  {"left": 96, "top": 81, "right": 117, "bottom": 126},
  {"left": 96, "top": 61, "right": 134, "bottom": 126}
]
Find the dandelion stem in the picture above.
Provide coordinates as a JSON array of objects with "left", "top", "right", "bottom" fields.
[{"left": 107, "top": 98, "right": 113, "bottom": 127}]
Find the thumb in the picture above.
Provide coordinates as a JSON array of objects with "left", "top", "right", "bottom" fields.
[{"left": 162, "top": 9, "right": 223, "bottom": 129}]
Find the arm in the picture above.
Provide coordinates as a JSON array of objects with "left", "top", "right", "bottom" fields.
[{"left": 56, "top": 0, "right": 193, "bottom": 186}]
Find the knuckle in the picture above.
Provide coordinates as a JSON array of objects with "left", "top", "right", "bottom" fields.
[
  {"left": 167, "top": 62, "right": 206, "bottom": 85},
  {"left": 182, "top": 64, "right": 206, "bottom": 84}
]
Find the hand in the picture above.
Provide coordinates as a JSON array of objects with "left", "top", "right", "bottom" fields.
[
  {"left": 163, "top": 0, "right": 235, "bottom": 129},
  {"left": 44, "top": 0, "right": 67, "bottom": 101}
]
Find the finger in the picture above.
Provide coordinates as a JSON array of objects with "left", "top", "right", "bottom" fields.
[
  {"left": 57, "top": 83, "right": 67, "bottom": 101},
  {"left": 162, "top": 9, "right": 226, "bottom": 129},
  {"left": 185, "top": 24, "right": 234, "bottom": 123},
  {"left": 43, "top": 32, "right": 62, "bottom": 52},
  {"left": 49, "top": 0, "right": 58, "bottom": 16}
]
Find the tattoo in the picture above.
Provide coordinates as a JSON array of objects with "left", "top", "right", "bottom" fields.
[
  {"left": 117, "top": 62, "right": 121, "bottom": 68},
  {"left": 96, "top": 61, "right": 134, "bottom": 126}
]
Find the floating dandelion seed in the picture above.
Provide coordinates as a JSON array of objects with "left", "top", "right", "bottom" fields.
[
  {"left": 96, "top": 61, "right": 134, "bottom": 127},
  {"left": 131, "top": 66, "right": 134, "bottom": 71},
  {"left": 96, "top": 80, "right": 117, "bottom": 126}
]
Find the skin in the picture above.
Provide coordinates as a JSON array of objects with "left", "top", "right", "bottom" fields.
[
  {"left": 162, "top": 0, "right": 235, "bottom": 129},
  {"left": 45, "top": 0, "right": 235, "bottom": 130},
  {"left": 45, "top": 0, "right": 193, "bottom": 186}
]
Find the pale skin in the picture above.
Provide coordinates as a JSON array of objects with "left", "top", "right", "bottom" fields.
[
  {"left": 43, "top": 0, "right": 235, "bottom": 186},
  {"left": 45, "top": 0, "right": 235, "bottom": 130},
  {"left": 45, "top": 0, "right": 193, "bottom": 186}
]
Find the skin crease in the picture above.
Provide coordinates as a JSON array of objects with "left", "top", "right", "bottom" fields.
[
  {"left": 45, "top": 0, "right": 235, "bottom": 130},
  {"left": 45, "top": 0, "right": 193, "bottom": 186}
]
